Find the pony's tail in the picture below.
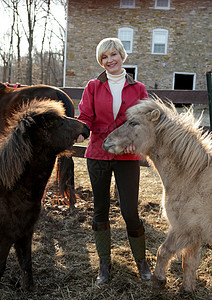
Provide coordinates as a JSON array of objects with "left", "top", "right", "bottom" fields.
[{"left": 56, "top": 156, "right": 76, "bottom": 207}]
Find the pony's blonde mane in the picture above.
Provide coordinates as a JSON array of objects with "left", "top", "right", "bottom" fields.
[
  {"left": 138, "top": 97, "right": 212, "bottom": 178},
  {"left": 0, "top": 99, "right": 65, "bottom": 189}
]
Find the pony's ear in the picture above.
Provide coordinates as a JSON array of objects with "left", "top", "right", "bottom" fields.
[{"left": 147, "top": 109, "right": 160, "bottom": 121}]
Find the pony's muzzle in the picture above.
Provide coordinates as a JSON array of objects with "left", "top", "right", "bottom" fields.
[
  {"left": 82, "top": 123, "right": 90, "bottom": 139},
  {"left": 102, "top": 137, "right": 114, "bottom": 152}
]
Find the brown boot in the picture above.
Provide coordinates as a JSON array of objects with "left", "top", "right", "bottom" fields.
[
  {"left": 127, "top": 225, "right": 152, "bottom": 281},
  {"left": 93, "top": 221, "right": 111, "bottom": 285}
]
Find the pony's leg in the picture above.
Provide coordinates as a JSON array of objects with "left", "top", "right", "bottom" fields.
[
  {"left": 0, "top": 240, "right": 12, "bottom": 279},
  {"left": 152, "top": 229, "right": 178, "bottom": 289},
  {"left": 14, "top": 233, "right": 34, "bottom": 291},
  {"left": 181, "top": 242, "right": 200, "bottom": 292}
]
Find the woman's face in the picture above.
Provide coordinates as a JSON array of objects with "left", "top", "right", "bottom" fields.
[{"left": 101, "top": 48, "right": 123, "bottom": 75}]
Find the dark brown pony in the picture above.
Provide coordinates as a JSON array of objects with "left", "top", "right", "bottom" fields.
[
  {"left": 0, "top": 82, "right": 76, "bottom": 205},
  {"left": 0, "top": 99, "right": 90, "bottom": 290}
]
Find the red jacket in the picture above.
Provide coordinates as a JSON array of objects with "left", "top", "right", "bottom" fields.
[{"left": 78, "top": 71, "right": 148, "bottom": 160}]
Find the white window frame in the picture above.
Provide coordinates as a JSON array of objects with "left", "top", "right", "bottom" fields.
[
  {"left": 120, "top": 0, "right": 135, "bottom": 8},
  {"left": 152, "top": 29, "right": 168, "bottom": 55},
  {"left": 155, "top": 0, "right": 170, "bottom": 9},
  {"left": 123, "top": 65, "right": 138, "bottom": 80},
  {"left": 173, "top": 72, "right": 196, "bottom": 90},
  {"left": 118, "top": 27, "right": 133, "bottom": 53}
]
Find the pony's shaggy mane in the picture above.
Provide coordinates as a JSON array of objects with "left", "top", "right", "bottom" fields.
[
  {"left": 8, "top": 98, "right": 65, "bottom": 126},
  {"left": 130, "top": 97, "right": 212, "bottom": 178},
  {"left": 0, "top": 99, "right": 65, "bottom": 189}
]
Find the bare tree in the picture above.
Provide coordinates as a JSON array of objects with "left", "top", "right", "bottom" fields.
[
  {"left": 16, "top": 14, "right": 22, "bottom": 82},
  {"left": 7, "top": 3, "right": 16, "bottom": 82},
  {"left": 0, "top": 0, "right": 16, "bottom": 82},
  {"left": 0, "top": 49, "right": 9, "bottom": 82},
  {"left": 40, "top": 0, "right": 50, "bottom": 83},
  {"left": 25, "top": 0, "right": 40, "bottom": 84},
  {"left": 0, "top": 0, "right": 66, "bottom": 85}
]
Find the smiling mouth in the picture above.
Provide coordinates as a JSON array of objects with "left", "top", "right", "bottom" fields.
[{"left": 108, "top": 63, "right": 116, "bottom": 68}]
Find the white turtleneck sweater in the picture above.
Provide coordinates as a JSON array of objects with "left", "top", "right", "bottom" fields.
[{"left": 106, "top": 69, "right": 126, "bottom": 119}]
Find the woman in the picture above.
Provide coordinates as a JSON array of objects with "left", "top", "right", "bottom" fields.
[{"left": 77, "top": 37, "right": 151, "bottom": 285}]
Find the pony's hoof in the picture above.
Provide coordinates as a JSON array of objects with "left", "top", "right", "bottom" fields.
[{"left": 151, "top": 274, "right": 166, "bottom": 289}]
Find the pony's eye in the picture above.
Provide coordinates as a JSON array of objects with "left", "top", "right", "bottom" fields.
[{"left": 129, "top": 121, "right": 139, "bottom": 126}]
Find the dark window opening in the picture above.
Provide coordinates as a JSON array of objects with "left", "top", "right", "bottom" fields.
[
  {"left": 174, "top": 73, "right": 194, "bottom": 90},
  {"left": 125, "top": 67, "right": 136, "bottom": 79}
]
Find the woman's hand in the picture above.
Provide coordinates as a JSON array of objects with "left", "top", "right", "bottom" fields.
[
  {"left": 124, "top": 143, "right": 136, "bottom": 154},
  {"left": 76, "top": 134, "right": 85, "bottom": 143}
]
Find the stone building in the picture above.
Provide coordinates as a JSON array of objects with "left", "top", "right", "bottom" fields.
[{"left": 64, "top": 0, "right": 212, "bottom": 90}]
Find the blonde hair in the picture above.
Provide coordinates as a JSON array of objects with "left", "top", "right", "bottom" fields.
[{"left": 96, "top": 38, "right": 128, "bottom": 66}]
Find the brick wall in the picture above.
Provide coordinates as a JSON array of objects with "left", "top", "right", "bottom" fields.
[{"left": 65, "top": 0, "right": 211, "bottom": 89}]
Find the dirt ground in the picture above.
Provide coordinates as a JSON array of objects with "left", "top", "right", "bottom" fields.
[{"left": 0, "top": 155, "right": 211, "bottom": 300}]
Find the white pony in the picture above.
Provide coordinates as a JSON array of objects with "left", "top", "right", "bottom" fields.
[{"left": 103, "top": 98, "right": 212, "bottom": 292}]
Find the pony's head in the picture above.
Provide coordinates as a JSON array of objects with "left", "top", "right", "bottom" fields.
[
  {"left": 102, "top": 98, "right": 165, "bottom": 155},
  {"left": 0, "top": 99, "right": 89, "bottom": 189}
]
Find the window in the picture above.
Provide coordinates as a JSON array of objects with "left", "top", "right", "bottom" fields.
[
  {"left": 118, "top": 28, "right": 133, "bottom": 53},
  {"left": 152, "top": 29, "right": 168, "bottom": 55},
  {"left": 173, "top": 72, "right": 196, "bottom": 90},
  {"left": 120, "top": 0, "right": 135, "bottom": 8},
  {"left": 155, "top": 0, "right": 170, "bottom": 9}
]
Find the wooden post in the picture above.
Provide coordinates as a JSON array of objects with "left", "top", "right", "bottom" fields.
[{"left": 206, "top": 70, "right": 212, "bottom": 131}]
